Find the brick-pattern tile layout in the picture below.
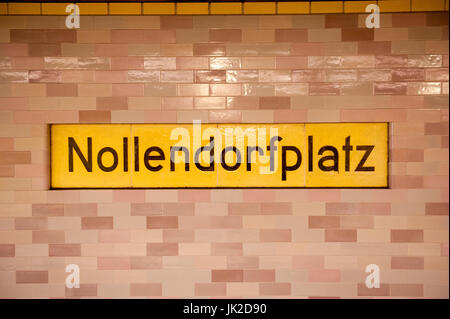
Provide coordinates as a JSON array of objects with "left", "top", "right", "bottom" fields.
[{"left": 0, "top": 13, "right": 448, "bottom": 298}]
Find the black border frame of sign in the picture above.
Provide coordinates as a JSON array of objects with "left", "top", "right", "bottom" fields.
[{"left": 48, "top": 122, "right": 390, "bottom": 190}]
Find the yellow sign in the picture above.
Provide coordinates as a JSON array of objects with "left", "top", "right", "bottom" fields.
[{"left": 50, "top": 123, "right": 388, "bottom": 188}]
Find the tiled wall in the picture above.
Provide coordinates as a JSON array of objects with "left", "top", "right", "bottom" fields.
[{"left": 0, "top": 11, "right": 449, "bottom": 298}]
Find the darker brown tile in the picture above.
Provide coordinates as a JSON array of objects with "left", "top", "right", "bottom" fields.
[
  {"left": 130, "top": 256, "right": 162, "bottom": 269},
  {"left": 391, "top": 256, "right": 424, "bottom": 269},
  {"left": 16, "top": 271, "right": 48, "bottom": 284},
  {"left": 375, "top": 55, "right": 408, "bottom": 68},
  {"left": 0, "top": 43, "right": 28, "bottom": 57},
  {"left": 229, "top": 203, "right": 261, "bottom": 215},
  {"left": 408, "top": 26, "right": 444, "bottom": 41},
  {"left": 163, "top": 229, "right": 194, "bottom": 243},
  {"left": 358, "top": 41, "right": 391, "bottom": 55},
  {"left": 391, "top": 229, "right": 424, "bottom": 243},
  {"left": 65, "top": 284, "right": 97, "bottom": 297},
  {"left": 195, "top": 70, "right": 226, "bottom": 83},
  {"left": 392, "top": 69, "right": 425, "bottom": 81},
  {"left": 111, "top": 30, "right": 144, "bottom": 43},
  {"left": 226, "top": 96, "right": 259, "bottom": 109},
  {"left": 0, "top": 244, "right": 15, "bottom": 257},
  {"left": 426, "top": 12, "right": 449, "bottom": 26},
  {"left": 342, "top": 28, "right": 374, "bottom": 41},
  {"left": 260, "top": 229, "right": 291, "bottom": 242},
  {"left": 425, "top": 122, "right": 449, "bottom": 135},
  {"left": 163, "top": 203, "right": 195, "bottom": 216},
  {"left": 391, "top": 149, "right": 424, "bottom": 162},
  {"left": 10, "top": 30, "right": 45, "bottom": 43},
  {"left": 357, "top": 283, "right": 390, "bottom": 296},
  {"left": 325, "top": 229, "right": 357, "bottom": 242},
  {"left": 424, "top": 96, "right": 448, "bottom": 108},
  {"left": 79, "top": 111, "right": 111, "bottom": 123},
  {"left": 15, "top": 217, "right": 48, "bottom": 230},
  {"left": 309, "top": 83, "right": 340, "bottom": 96},
  {"left": 442, "top": 26, "right": 449, "bottom": 41},
  {"left": 275, "top": 29, "right": 308, "bottom": 42},
  {"left": 97, "top": 256, "right": 130, "bottom": 270},
  {"left": 227, "top": 256, "right": 258, "bottom": 269},
  {"left": 29, "top": 70, "right": 62, "bottom": 83},
  {"left": 425, "top": 203, "right": 448, "bottom": 215},
  {"left": 147, "top": 243, "right": 178, "bottom": 256},
  {"left": 209, "top": 216, "right": 242, "bottom": 229},
  {"left": 81, "top": 217, "right": 113, "bottom": 230},
  {"left": 261, "top": 203, "right": 292, "bottom": 215},
  {"left": 259, "top": 97, "right": 290, "bottom": 109},
  {"left": 210, "top": 29, "right": 242, "bottom": 42},
  {"left": 292, "top": 70, "right": 326, "bottom": 82},
  {"left": 46, "top": 83, "right": 77, "bottom": 97},
  {"left": 147, "top": 216, "right": 178, "bottom": 229},
  {"left": 161, "top": 16, "right": 193, "bottom": 29},
  {"left": 374, "top": 82, "right": 407, "bottom": 95},
  {"left": 46, "top": 30, "right": 77, "bottom": 43},
  {"left": 325, "top": 14, "right": 358, "bottom": 28},
  {"left": 212, "top": 269, "right": 243, "bottom": 282},
  {"left": 0, "top": 151, "right": 31, "bottom": 165}
]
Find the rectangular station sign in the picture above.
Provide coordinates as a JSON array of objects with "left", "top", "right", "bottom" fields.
[{"left": 50, "top": 123, "right": 388, "bottom": 188}]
